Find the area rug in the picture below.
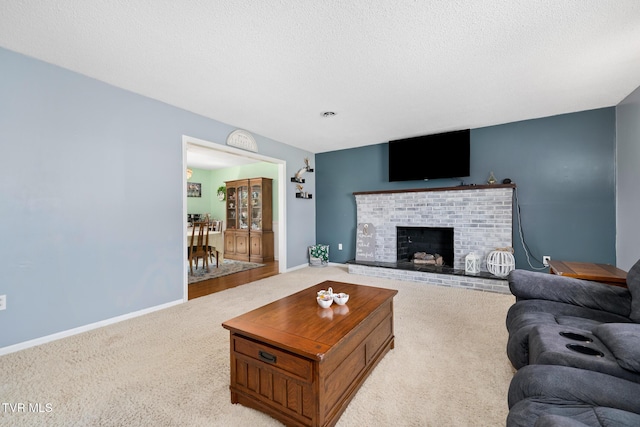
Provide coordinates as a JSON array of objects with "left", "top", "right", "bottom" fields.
[{"left": 188, "top": 259, "right": 265, "bottom": 284}]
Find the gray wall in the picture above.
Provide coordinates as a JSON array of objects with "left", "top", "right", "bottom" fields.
[
  {"left": 616, "top": 86, "right": 640, "bottom": 271},
  {"left": 0, "top": 47, "right": 315, "bottom": 349},
  {"left": 316, "top": 108, "right": 617, "bottom": 270}
]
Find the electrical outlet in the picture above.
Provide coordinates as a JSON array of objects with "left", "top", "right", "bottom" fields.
[
  {"left": 338, "top": 243, "right": 343, "bottom": 250},
  {"left": 542, "top": 256, "right": 551, "bottom": 267},
  {"left": 0, "top": 294, "right": 6, "bottom": 311}
]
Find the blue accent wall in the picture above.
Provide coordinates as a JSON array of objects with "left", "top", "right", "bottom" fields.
[
  {"left": 316, "top": 108, "right": 616, "bottom": 269},
  {"left": 0, "top": 47, "right": 315, "bottom": 349}
]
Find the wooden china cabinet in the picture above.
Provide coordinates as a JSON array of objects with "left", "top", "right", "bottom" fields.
[{"left": 225, "top": 177, "right": 274, "bottom": 263}]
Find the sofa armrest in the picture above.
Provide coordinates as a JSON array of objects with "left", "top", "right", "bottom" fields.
[{"left": 508, "top": 270, "right": 631, "bottom": 317}]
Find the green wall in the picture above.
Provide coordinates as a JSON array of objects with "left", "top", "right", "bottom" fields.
[
  {"left": 187, "top": 162, "right": 279, "bottom": 224},
  {"left": 186, "top": 168, "right": 215, "bottom": 215}
]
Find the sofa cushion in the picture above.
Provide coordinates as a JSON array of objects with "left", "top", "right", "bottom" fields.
[
  {"left": 593, "top": 323, "right": 640, "bottom": 373},
  {"left": 626, "top": 259, "right": 640, "bottom": 322}
]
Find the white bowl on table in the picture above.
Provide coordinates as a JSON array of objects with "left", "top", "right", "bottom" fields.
[
  {"left": 317, "top": 295, "right": 333, "bottom": 308},
  {"left": 317, "top": 287, "right": 334, "bottom": 299},
  {"left": 333, "top": 293, "right": 349, "bottom": 305}
]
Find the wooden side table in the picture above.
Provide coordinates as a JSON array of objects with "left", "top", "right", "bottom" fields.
[{"left": 548, "top": 260, "right": 627, "bottom": 288}]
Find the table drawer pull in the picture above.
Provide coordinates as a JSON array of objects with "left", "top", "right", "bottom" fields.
[
  {"left": 258, "top": 350, "right": 277, "bottom": 364},
  {"left": 233, "top": 336, "right": 312, "bottom": 379}
]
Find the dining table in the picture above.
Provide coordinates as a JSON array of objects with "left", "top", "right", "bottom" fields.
[{"left": 186, "top": 228, "right": 224, "bottom": 264}]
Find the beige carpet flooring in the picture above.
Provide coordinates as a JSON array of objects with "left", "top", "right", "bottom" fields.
[{"left": 0, "top": 265, "right": 516, "bottom": 427}]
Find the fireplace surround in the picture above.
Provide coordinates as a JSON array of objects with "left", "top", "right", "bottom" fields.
[{"left": 348, "top": 184, "right": 516, "bottom": 293}]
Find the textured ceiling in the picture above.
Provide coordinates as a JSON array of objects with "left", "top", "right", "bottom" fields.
[{"left": 2, "top": 1, "right": 640, "bottom": 153}]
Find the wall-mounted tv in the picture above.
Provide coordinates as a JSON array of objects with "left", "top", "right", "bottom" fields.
[{"left": 388, "top": 129, "right": 470, "bottom": 182}]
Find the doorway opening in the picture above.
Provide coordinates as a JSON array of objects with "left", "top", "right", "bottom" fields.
[{"left": 182, "top": 135, "right": 287, "bottom": 301}]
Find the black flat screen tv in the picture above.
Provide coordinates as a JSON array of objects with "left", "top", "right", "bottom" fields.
[{"left": 388, "top": 129, "right": 470, "bottom": 182}]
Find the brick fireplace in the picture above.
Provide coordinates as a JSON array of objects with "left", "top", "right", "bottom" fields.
[{"left": 347, "top": 184, "right": 516, "bottom": 293}]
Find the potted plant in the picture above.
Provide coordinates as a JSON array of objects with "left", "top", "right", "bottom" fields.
[
  {"left": 217, "top": 185, "right": 226, "bottom": 201},
  {"left": 309, "top": 244, "right": 329, "bottom": 267}
]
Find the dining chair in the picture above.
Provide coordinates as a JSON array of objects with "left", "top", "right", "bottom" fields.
[
  {"left": 207, "top": 236, "right": 220, "bottom": 268},
  {"left": 188, "top": 221, "right": 210, "bottom": 274},
  {"left": 204, "top": 220, "right": 222, "bottom": 266},
  {"left": 208, "top": 247, "right": 220, "bottom": 267}
]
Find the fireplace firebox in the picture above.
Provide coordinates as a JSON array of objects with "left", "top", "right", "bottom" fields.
[{"left": 397, "top": 226, "right": 454, "bottom": 267}]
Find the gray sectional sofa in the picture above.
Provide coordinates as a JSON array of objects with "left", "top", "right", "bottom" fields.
[{"left": 505, "top": 259, "right": 640, "bottom": 426}]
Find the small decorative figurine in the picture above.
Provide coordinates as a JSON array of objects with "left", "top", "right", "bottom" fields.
[
  {"left": 294, "top": 158, "right": 312, "bottom": 182},
  {"left": 487, "top": 171, "right": 497, "bottom": 184}
]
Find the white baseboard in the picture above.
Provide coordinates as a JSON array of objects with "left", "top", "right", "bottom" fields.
[
  {"left": 286, "top": 263, "right": 310, "bottom": 272},
  {"left": 285, "top": 262, "right": 346, "bottom": 273},
  {"left": 0, "top": 299, "right": 184, "bottom": 357}
]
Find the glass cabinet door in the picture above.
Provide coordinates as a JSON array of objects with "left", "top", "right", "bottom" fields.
[
  {"left": 251, "top": 184, "right": 262, "bottom": 231},
  {"left": 238, "top": 184, "right": 249, "bottom": 229},
  {"left": 226, "top": 187, "right": 237, "bottom": 229}
]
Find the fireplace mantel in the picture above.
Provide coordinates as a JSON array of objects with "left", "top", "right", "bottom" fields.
[{"left": 353, "top": 183, "right": 515, "bottom": 196}]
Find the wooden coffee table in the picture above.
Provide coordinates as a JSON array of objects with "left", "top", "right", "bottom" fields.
[
  {"left": 548, "top": 260, "right": 627, "bottom": 287},
  {"left": 222, "top": 280, "right": 398, "bottom": 427}
]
